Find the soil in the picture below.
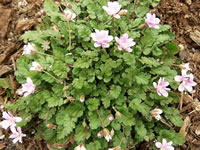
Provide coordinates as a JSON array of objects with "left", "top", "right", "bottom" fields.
[
  {"left": 157, "top": 0, "right": 200, "bottom": 150},
  {"left": 0, "top": 0, "right": 200, "bottom": 149}
]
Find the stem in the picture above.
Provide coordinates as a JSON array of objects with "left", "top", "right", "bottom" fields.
[
  {"left": 160, "top": 118, "right": 173, "bottom": 129},
  {"left": 189, "top": 109, "right": 196, "bottom": 115},
  {"left": 179, "top": 92, "right": 184, "bottom": 111},
  {"left": 120, "top": 127, "right": 125, "bottom": 146},
  {"left": 104, "top": 18, "right": 112, "bottom": 25},
  {"left": 46, "top": 16, "right": 59, "bottom": 29},
  {"left": 67, "top": 21, "right": 72, "bottom": 50},
  {"left": 161, "top": 61, "right": 179, "bottom": 67},
  {"left": 112, "top": 16, "right": 115, "bottom": 32},
  {"left": 96, "top": 109, "right": 105, "bottom": 128},
  {"left": 37, "top": 51, "right": 52, "bottom": 57},
  {"left": 43, "top": 70, "right": 63, "bottom": 84}
]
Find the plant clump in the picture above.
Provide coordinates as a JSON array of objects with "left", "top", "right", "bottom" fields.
[{"left": 5, "top": 0, "right": 196, "bottom": 149}]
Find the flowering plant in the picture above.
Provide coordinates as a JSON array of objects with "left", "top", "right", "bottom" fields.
[{"left": 6, "top": 0, "right": 190, "bottom": 149}]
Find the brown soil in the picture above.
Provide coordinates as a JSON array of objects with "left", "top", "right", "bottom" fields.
[
  {"left": 157, "top": 0, "right": 200, "bottom": 150},
  {"left": 0, "top": 0, "right": 200, "bottom": 149},
  {"left": 0, "top": 0, "right": 46, "bottom": 149}
]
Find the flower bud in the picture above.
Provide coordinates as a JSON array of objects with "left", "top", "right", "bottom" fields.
[
  {"left": 115, "top": 111, "right": 121, "bottom": 118},
  {"left": 110, "top": 128, "right": 115, "bottom": 137},
  {"left": 40, "top": 9, "right": 46, "bottom": 16},
  {"left": 102, "top": 128, "right": 112, "bottom": 142},
  {"left": 25, "top": 116, "right": 32, "bottom": 122},
  {"left": 82, "top": 119, "right": 87, "bottom": 127},
  {"left": 138, "top": 24, "right": 146, "bottom": 29},
  {"left": 150, "top": 9, "right": 156, "bottom": 14},
  {"left": 53, "top": 26, "right": 59, "bottom": 32},
  {"left": 108, "top": 114, "right": 114, "bottom": 121},
  {"left": 80, "top": 96, "right": 85, "bottom": 103},
  {"left": 97, "top": 131, "right": 102, "bottom": 137},
  {"left": 47, "top": 123, "right": 56, "bottom": 129},
  {"left": 68, "top": 96, "right": 75, "bottom": 102},
  {"left": 67, "top": 3, "right": 72, "bottom": 9},
  {"left": 118, "top": 9, "right": 127, "bottom": 16}
]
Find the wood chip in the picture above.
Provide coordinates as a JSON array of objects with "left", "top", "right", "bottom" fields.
[{"left": 179, "top": 116, "right": 191, "bottom": 138}]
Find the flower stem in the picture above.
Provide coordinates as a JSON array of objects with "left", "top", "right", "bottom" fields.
[
  {"left": 37, "top": 51, "right": 52, "bottom": 57},
  {"left": 67, "top": 21, "right": 72, "bottom": 50},
  {"left": 179, "top": 92, "right": 184, "bottom": 111},
  {"left": 104, "top": 18, "right": 112, "bottom": 25},
  {"left": 43, "top": 70, "right": 63, "bottom": 84},
  {"left": 112, "top": 17, "right": 115, "bottom": 32},
  {"left": 96, "top": 109, "right": 105, "bottom": 128}
]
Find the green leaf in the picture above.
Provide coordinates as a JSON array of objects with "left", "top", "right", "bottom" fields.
[
  {"left": 135, "top": 119, "right": 147, "bottom": 141},
  {"left": 165, "top": 42, "right": 179, "bottom": 56},
  {"left": 47, "top": 96, "right": 63, "bottom": 107},
  {"left": 135, "top": 72, "right": 151, "bottom": 85},
  {"left": 86, "top": 141, "right": 102, "bottom": 150},
  {"left": 140, "top": 57, "right": 160, "bottom": 67},
  {"left": 163, "top": 107, "right": 183, "bottom": 127},
  {"left": 0, "top": 78, "right": 11, "bottom": 89},
  {"left": 109, "top": 85, "right": 121, "bottom": 99},
  {"left": 129, "top": 99, "right": 151, "bottom": 120},
  {"left": 123, "top": 53, "right": 135, "bottom": 66},
  {"left": 158, "top": 129, "right": 185, "bottom": 146}
]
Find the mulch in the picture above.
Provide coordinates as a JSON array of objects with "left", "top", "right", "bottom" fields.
[{"left": 0, "top": 0, "right": 200, "bottom": 149}]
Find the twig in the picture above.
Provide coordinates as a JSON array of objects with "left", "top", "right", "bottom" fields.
[{"left": 179, "top": 92, "right": 184, "bottom": 111}]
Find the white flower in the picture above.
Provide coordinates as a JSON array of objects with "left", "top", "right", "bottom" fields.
[
  {"left": 102, "top": 128, "right": 112, "bottom": 142},
  {"left": 151, "top": 108, "right": 163, "bottom": 120},
  {"left": 9, "top": 127, "right": 26, "bottom": 144},
  {"left": 30, "top": 61, "right": 43, "bottom": 72},
  {"left": 64, "top": 9, "right": 76, "bottom": 21},
  {"left": 22, "top": 43, "right": 36, "bottom": 55},
  {"left": 74, "top": 144, "right": 86, "bottom": 150}
]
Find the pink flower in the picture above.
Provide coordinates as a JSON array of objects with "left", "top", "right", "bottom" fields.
[
  {"left": 9, "top": 127, "right": 26, "bottom": 144},
  {"left": 91, "top": 30, "right": 113, "bottom": 48},
  {"left": 115, "top": 33, "right": 136, "bottom": 52},
  {"left": 155, "top": 139, "right": 174, "bottom": 150},
  {"left": 145, "top": 13, "right": 160, "bottom": 29},
  {"left": 153, "top": 77, "right": 170, "bottom": 97},
  {"left": 17, "top": 77, "right": 36, "bottom": 97},
  {"left": 0, "top": 112, "right": 22, "bottom": 130},
  {"left": 174, "top": 71, "right": 197, "bottom": 92},
  {"left": 103, "top": 2, "right": 121, "bottom": 19}
]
